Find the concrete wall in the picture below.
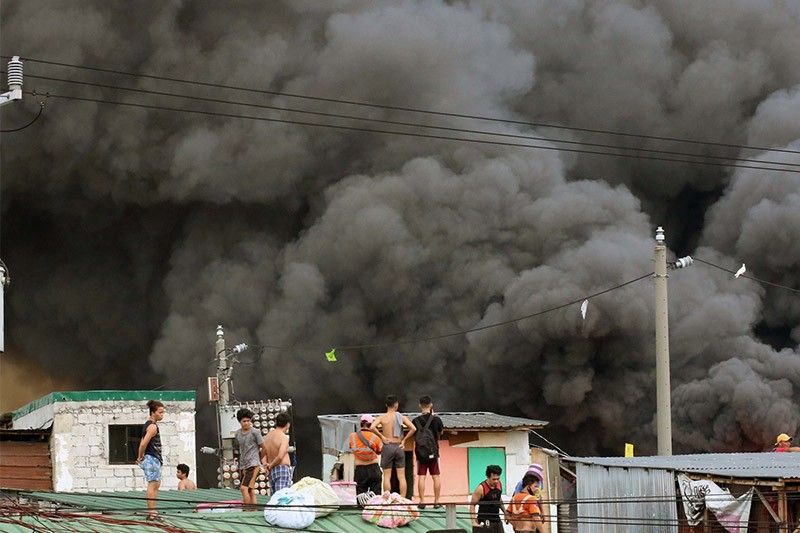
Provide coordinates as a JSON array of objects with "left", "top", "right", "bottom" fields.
[
  {"left": 451, "top": 430, "right": 531, "bottom": 495},
  {"left": 45, "top": 401, "right": 196, "bottom": 492}
]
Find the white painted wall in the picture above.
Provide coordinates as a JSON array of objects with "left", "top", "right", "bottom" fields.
[
  {"left": 21, "top": 400, "right": 196, "bottom": 493},
  {"left": 450, "top": 430, "right": 532, "bottom": 496}
]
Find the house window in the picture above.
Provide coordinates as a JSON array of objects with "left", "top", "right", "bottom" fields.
[{"left": 108, "top": 425, "right": 143, "bottom": 464}]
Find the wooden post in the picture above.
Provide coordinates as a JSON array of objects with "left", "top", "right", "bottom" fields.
[
  {"left": 703, "top": 507, "right": 710, "bottom": 533},
  {"left": 778, "top": 488, "right": 789, "bottom": 533}
]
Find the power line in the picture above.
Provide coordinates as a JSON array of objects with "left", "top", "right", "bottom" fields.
[
  {"left": 7, "top": 54, "right": 800, "bottom": 156},
  {"left": 0, "top": 98, "right": 45, "bottom": 133},
  {"left": 694, "top": 257, "right": 800, "bottom": 294},
  {"left": 12, "top": 71, "right": 800, "bottom": 170},
  {"left": 247, "top": 271, "right": 654, "bottom": 352},
  {"left": 22, "top": 90, "right": 800, "bottom": 175}
]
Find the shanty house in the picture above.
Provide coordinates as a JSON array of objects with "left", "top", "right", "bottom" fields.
[
  {"left": 2, "top": 390, "right": 196, "bottom": 493},
  {"left": 565, "top": 453, "right": 800, "bottom": 533},
  {"left": 318, "top": 411, "right": 550, "bottom": 502}
]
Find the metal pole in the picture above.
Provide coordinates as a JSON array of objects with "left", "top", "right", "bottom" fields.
[{"left": 654, "top": 227, "right": 672, "bottom": 455}]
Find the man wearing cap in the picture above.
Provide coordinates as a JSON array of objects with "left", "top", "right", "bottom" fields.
[
  {"left": 349, "top": 414, "right": 384, "bottom": 498},
  {"left": 773, "top": 434, "right": 800, "bottom": 452}
]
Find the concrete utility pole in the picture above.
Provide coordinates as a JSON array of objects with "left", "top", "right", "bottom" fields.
[
  {"left": 215, "top": 325, "right": 235, "bottom": 485},
  {"left": 1, "top": 57, "right": 23, "bottom": 353},
  {"left": 654, "top": 227, "right": 672, "bottom": 456},
  {"left": 216, "top": 325, "right": 230, "bottom": 406}
]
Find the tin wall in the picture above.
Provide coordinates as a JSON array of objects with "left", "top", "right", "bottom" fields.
[{"left": 576, "top": 463, "right": 678, "bottom": 533}]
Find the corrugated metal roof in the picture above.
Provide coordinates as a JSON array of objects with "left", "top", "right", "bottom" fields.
[
  {"left": 568, "top": 452, "right": 800, "bottom": 480},
  {"left": 576, "top": 463, "right": 677, "bottom": 533},
  {"left": 319, "top": 411, "right": 548, "bottom": 430},
  {"left": 0, "top": 440, "right": 52, "bottom": 491},
  {"left": 14, "top": 488, "right": 472, "bottom": 532},
  {"left": 12, "top": 390, "right": 196, "bottom": 420},
  {"left": 26, "top": 488, "right": 250, "bottom": 512},
  {"left": 3, "top": 510, "right": 473, "bottom": 532}
]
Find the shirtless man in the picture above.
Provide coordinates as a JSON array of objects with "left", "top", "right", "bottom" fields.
[
  {"left": 176, "top": 464, "right": 197, "bottom": 491},
  {"left": 370, "top": 395, "right": 416, "bottom": 495},
  {"left": 265, "top": 413, "right": 293, "bottom": 493}
]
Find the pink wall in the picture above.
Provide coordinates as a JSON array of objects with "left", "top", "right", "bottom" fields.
[{"left": 417, "top": 440, "right": 470, "bottom": 503}]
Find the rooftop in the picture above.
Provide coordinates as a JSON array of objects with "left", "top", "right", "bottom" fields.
[
  {"left": 11, "top": 488, "right": 471, "bottom": 532},
  {"left": 11, "top": 390, "right": 196, "bottom": 420},
  {"left": 568, "top": 452, "right": 800, "bottom": 480},
  {"left": 319, "top": 411, "right": 548, "bottom": 431}
]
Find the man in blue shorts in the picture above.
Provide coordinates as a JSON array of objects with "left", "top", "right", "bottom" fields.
[
  {"left": 265, "top": 413, "right": 293, "bottom": 493},
  {"left": 137, "top": 400, "right": 165, "bottom": 521}
]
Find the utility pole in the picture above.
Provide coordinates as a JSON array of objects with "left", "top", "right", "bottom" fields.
[
  {"left": 215, "top": 325, "right": 235, "bottom": 486},
  {"left": 216, "top": 325, "right": 230, "bottom": 405},
  {"left": 0, "top": 56, "right": 23, "bottom": 353},
  {"left": 654, "top": 227, "right": 672, "bottom": 455}
]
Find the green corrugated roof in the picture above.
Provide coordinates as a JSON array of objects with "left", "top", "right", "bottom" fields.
[
  {"left": 27, "top": 488, "right": 249, "bottom": 512},
  {"left": 12, "top": 390, "right": 196, "bottom": 420},
  {"left": 16, "top": 488, "right": 472, "bottom": 532}
]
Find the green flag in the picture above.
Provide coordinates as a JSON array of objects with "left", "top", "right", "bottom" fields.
[{"left": 325, "top": 348, "right": 337, "bottom": 362}]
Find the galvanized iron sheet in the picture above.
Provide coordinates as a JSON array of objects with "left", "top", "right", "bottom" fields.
[{"left": 576, "top": 463, "right": 678, "bottom": 533}]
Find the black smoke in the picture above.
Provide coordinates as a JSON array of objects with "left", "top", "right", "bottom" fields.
[{"left": 1, "top": 0, "right": 798, "bottom": 484}]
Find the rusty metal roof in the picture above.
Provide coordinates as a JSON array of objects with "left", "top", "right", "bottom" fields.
[
  {"left": 319, "top": 411, "right": 548, "bottom": 431},
  {"left": 569, "top": 452, "right": 800, "bottom": 480}
]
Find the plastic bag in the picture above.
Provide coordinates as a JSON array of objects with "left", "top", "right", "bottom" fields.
[
  {"left": 362, "top": 491, "right": 420, "bottom": 528},
  {"left": 263, "top": 488, "right": 315, "bottom": 530},
  {"left": 330, "top": 481, "right": 357, "bottom": 505},
  {"left": 291, "top": 477, "right": 339, "bottom": 517}
]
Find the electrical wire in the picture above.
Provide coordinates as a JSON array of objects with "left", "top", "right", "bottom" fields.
[
  {"left": 530, "top": 429, "right": 570, "bottom": 457},
  {"left": 10, "top": 492, "right": 798, "bottom": 531},
  {"left": 245, "top": 271, "right": 654, "bottom": 352},
  {"left": 694, "top": 257, "right": 800, "bottom": 294},
  {"left": 10, "top": 71, "right": 800, "bottom": 171},
  {"left": 21, "top": 89, "right": 800, "bottom": 175},
  {"left": 0, "top": 98, "right": 45, "bottom": 133},
  {"left": 7, "top": 498, "right": 795, "bottom": 530},
  {"left": 6, "top": 54, "right": 800, "bottom": 156}
]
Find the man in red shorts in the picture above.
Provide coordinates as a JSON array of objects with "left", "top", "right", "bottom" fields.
[{"left": 412, "top": 395, "right": 444, "bottom": 508}]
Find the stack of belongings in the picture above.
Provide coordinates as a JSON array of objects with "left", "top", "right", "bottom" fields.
[{"left": 362, "top": 491, "right": 420, "bottom": 528}]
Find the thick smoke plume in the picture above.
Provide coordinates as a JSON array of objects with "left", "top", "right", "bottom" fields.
[{"left": 1, "top": 0, "right": 799, "bottom": 479}]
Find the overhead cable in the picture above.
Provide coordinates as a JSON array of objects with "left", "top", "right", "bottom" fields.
[
  {"left": 239, "top": 271, "right": 654, "bottom": 352},
  {"left": 12, "top": 72, "right": 800, "bottom": 170},
  {"left": 0, "top": 97, "right": 45, "bottom": 133},
  {"left": 23, "top": 90, "right": 800, "bottom": 175},
  {"left": 694, "top": 257, "right": 800, "bottom": 294},
  {"left": 6, "top": 54, "right": 799, "bottom": 156}
]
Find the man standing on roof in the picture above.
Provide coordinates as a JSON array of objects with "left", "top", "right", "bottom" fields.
[
  {"left": 470, "top": 464, "right": 506, "bottom": 533},
  {"left": 412, "top": 395, "right": 444, "bottom": 509},
  {"left": 235, "top": 408, "right": 268, "bottom": 509},
  {"left": 265, "top": 413, "right": 293, "bottom": 493},
  {"left": 349, "top": 414, "right": 383, "bottom": 501},
  {"left": 371, "top": 394, "right": 416, "bottom": 496},
  {"left": 774, "top": 433, "right": 800, "bottom": 452},
  {"left": 136, "top": 399, "right": 164, "bottom": 521}
]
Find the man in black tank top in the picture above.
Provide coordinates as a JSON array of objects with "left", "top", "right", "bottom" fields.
[
  {"left": 469, "top": 464, "right": 506, "bottom": 533},
  {"left": 137, "top": 400, "right": 165, "bottom": 521}
]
